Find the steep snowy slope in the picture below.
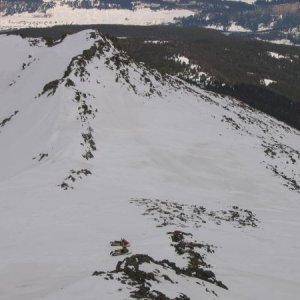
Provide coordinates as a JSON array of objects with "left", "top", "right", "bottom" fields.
[{"left": 0, "top": 30, "right": 299, "bottom": 300}]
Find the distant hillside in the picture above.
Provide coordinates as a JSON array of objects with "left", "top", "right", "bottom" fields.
[{"left": 0, "top": 1, "right": 299, "bottom": 45}]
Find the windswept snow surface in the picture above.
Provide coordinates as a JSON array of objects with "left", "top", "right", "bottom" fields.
[
  {"left": 0, "top": 4, "right": 194, "bottom": 30},
  {"left": 0, "top": 30, "right": 300, "bottom": 300}
]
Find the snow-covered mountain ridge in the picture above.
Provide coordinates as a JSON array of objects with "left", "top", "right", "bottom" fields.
[{"left": 0, "top": 29, "right": 299, "bottom": 300}]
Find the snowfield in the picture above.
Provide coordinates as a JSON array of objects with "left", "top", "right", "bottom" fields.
[
  {"left": 227, "top": 22, "right": 251, "bottom": 33},
  {"left": 0, "top": 29, "right": 299, "bottom": 300},
  {"left": 0, "top": 4, "right": 194, "bottom": 30}
]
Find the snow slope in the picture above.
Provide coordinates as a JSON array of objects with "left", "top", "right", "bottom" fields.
[
  {"left": 0, "top": 3, "right": 194, "bottom": 30},
  {"left": 0, "top": 30, "right": 299, "bottom": 300}
]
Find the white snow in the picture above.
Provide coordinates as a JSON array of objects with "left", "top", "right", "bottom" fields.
[
  {"left": 260, "top": 78, "right": 277, "bottom": 86},
  {"left": 227, "top": 22, "right": 251, "bottom": 33},
  {"left": 205, "top": 22, "right": 251, "bottom": 33},
  {"left": 144, "top": 40, "right": 169, "bottom": 45},
  {"left": 170, "top": 55, "right": 213, "bottom": 85},
  {"left": 268, "top": 51, "right": 285, "bottom": 59},
  {"left": 257, "top": 23, "right": 274, "bottom": 32},
  {"left": 205, "top": 24, "right": 224, "bottom": 31},
  {"left": 256, "top": 37, "right": 299, "bottom": 47},
  {"left": 228, "top": 0, "right": 256, "bottom": 3},
  {"left": 268, "top": 51, "right": 293, "bottom": 62},
  {"left": 0, "top": 4, "right": 194, "bottom": 30},
  {"left": 269, "top": 39, "right": 295, "bottom": 46},
  {"left": 173, "top": 55, "right": 190, "bottom": 65},
  {"left": 0, "top": 30, "right": 299, "bottom": 300}
]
